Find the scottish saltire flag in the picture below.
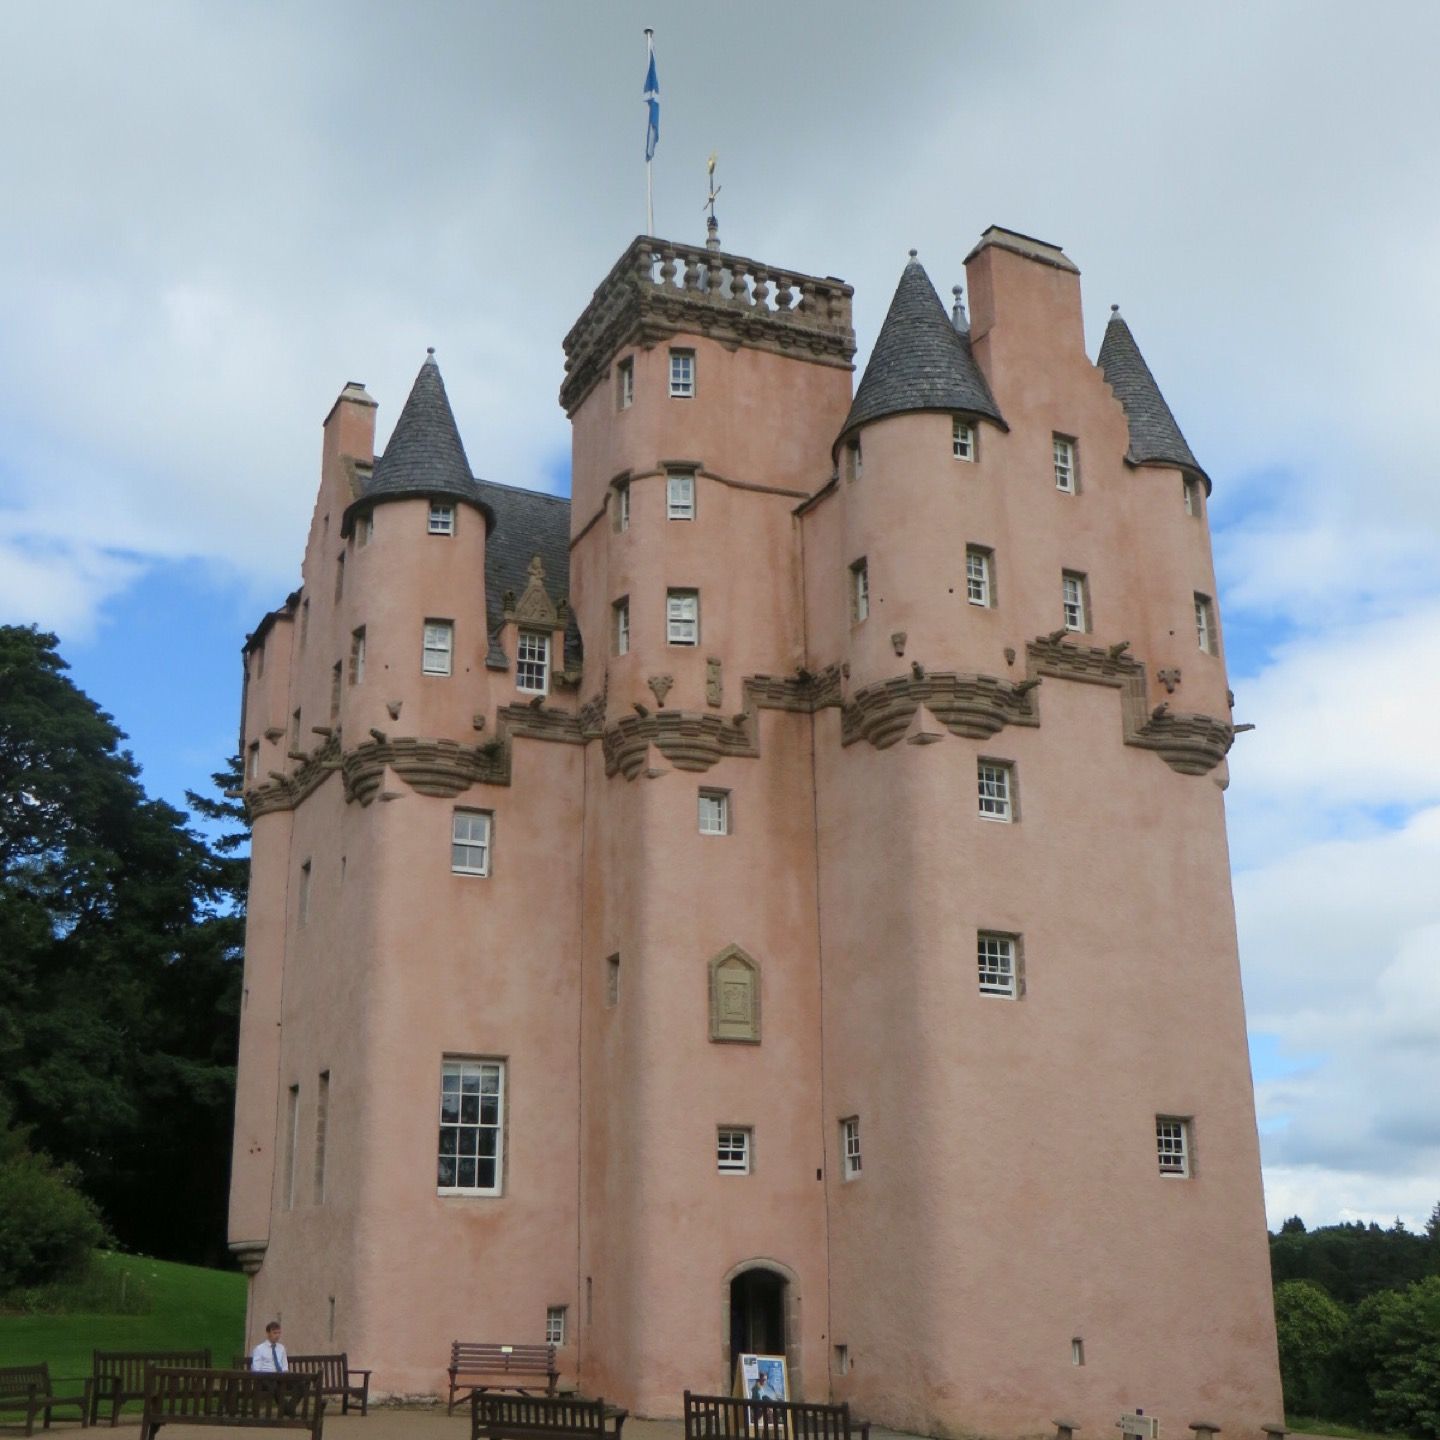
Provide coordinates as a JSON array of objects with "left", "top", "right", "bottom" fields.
[{"left": 644, "top": 46, "right": 660, "bottom": 161}]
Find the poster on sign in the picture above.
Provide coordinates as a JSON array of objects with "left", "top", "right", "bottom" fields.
[{"left": 736, "top": 1353, "right": 789, "bottom": 1403}]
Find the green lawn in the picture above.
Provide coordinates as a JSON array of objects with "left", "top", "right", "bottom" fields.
[
  {"left": 0, "top": 1252, "right": 245, "bottom": 1385},
  {"left": 1287, "top": 1422, "right": 1410, "bottom": 1440}
]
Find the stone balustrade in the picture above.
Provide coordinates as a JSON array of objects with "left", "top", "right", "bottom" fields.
[{"left": 560, "top": 235, "right": 855, "bottom": 414}]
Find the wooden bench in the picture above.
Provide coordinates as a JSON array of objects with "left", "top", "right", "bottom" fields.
[
  {"left": 0, "top": 1363, "right": 89, "bottom": 1435},
  {"left": 139, "top": 1368, "right": 323, "bottom": 1440},
  {"left": 448, "top": 1344, "right": 558, "bottom": 1414},
  {"left": 684, "top": 1390, "right": 870, "bottom": 1440},
  {"left": 286, "top": 1357, "right": 370, "bottom": 1417},
  {"left": 90, "top": 1350, "right": 211, "bottom": 1426},
  {"left": 471, "top": 1393, "right": 625, "bottom": 1440}
]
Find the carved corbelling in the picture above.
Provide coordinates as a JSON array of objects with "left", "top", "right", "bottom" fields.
[
  {"left": 841, "top": 672, "right": 1039, "bottom": 750},
  {"left": 601, "top": 666, "right": 843, "bottom": 780},
  {"left": 246, "top": 732, "right": 343, "bottom": 817},
  {"left": 228, "top": 1241, "right": 267, "bottom": 1277},
  {"left": 1025, "top": 636, "right": 1232, "bottom": 775}
]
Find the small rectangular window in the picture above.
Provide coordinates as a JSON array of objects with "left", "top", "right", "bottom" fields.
[
  {"left": 613, "top": 480, "right": 631, "bottom": 532},
  {"left": 669, "top": 349, "right": 695, "bottom": 398},
  {"left": 850, "top": 558, "right": 869, "bottom": 623},
  {"left": 841, "top": 1117, "right": 861, "bottom": 1179},
  {"left": 846, "top": 438, "right": 862, "bottom": 481},
  {"left": 953, "top": 419, "right": 976, "bottom": 462},
  {"left": 613, "top": 598, "right": 630, "bottom": 655},
  {"left": 299, "top": 859, "right": 312, "bottom": 925},
  {"left": 358, "top": 512, "right": 373, "bottom": 547},
  {"left": 1054, "top": 435, "right": 1078, "bottom": 493},
  {"left": 247, "top": 742, "right": 260, "bottom": 780},
  {"left": 300, "top": 597, "right": 310, "bottom": 649},
  {"left": 330, "top": 661, "right": 342, "bottom": 718},
  {"left": 452, "top": 810, "right": 492, "bottom": 876},
  {"left": 429, "top": 503, "right": 455, "bottom": 535},
  {"left": 349, "top": 627, "right": 366, "bottom": 685},
  {"left": 833, "top": 1346, "right": 850, "bottom": 1377},
  {"left": 667, "top": 470, "right": 696, "bottom": 521},
  {"left": 1156, "top": 1116, "right": 1191, "bottom": 1177},
  {"left": 617, "top": 358, "right": 634, "bottom": 411},
  {"left": 1195, "top": 594, "right": 1218, "bottom": 655},
  {"left": 517, "top": 630, "right": 550, "bottom": 694},
  {"left": 605, "top": 953, "right": 620, "bottom": 1008},
  {"left": 1183, "top": 476, "right": 1203, "bottom": 516},
  {"left": 1062, "top": 571, "right": 1089, "bottom": 633},
  {"left": 423, "top": 620, "right": 454, "bottom": 675},
  {"left": 546, "top": 1307, "right": 567, "bottom": 1345},
  {"left": 313, "top": 1071, "right": 329, "bottom": 1204},
  {"left": 966, "top": 546, "right": 994, "bottom": 608},
  {"left": 977, "top": 761, "right": 1013, "bottom": 822},
  {"left": 667, "top": 589, "right": 699, "bottom": 646},
  {"left": 335, "top": 552, "right": 346, "bottom": 601},
  {"left": 438, "top": 1058, "right": 504, "bottom": 1194},
  {"left": 717, "top": 1127, "right": 751, "bottom": 1174},
  {"left": 291, "top": 708, "right": 302, "bottom": 752},
  {"left": 977, "top": 932, "right": 1019, "bottom": 997},
  {"left": 698, "top": 789, "right": 730, "bottom": 835}
]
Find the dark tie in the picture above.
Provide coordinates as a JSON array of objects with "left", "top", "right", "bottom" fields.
[{"left": 271, "top": 1343, "right": 281, "bottom": 1372}]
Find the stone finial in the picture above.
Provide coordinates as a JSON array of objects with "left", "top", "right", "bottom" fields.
[{"left": 952, "top": 284, "right": 970, "bottom": 334}]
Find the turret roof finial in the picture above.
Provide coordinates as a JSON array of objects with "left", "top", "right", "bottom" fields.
[
  {"left": 951, "top": 284, "right": 969, "bottom": 335},
  {"left": 908, "top": 248, "right": 918, "bottom": 260},
  {"left": 704, "top": 152, "right": 722, "bottom": 252}
]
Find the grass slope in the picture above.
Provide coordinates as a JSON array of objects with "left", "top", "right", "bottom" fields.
[{"left": 0, "top": 1253, "right": 245, "bottom": 1382}]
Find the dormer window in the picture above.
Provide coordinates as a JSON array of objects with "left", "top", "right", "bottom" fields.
[
  {"left": 516, "top": 630, "right": 550, "bottom": 694},
  {"left": 953, "top": 419, "right": 976, "bottom": 462},
  {"left": 429, "top": 503, "right": 455, "bottom": 536}
]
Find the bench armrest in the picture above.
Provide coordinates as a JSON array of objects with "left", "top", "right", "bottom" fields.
[{"left": 347, "top": 1370, "right": 372, "bottom": 1381}]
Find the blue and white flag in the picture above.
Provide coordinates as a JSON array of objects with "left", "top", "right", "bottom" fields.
[{"left": 644, "top": 45, "right": 660, "bottom": 161}]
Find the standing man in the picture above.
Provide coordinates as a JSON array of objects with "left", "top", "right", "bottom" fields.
[{"left": 251, "top": 1321, "right": 288, "bottom": 1374}]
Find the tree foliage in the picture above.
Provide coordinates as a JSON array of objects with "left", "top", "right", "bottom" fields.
[
  {"left": 1349, "top": 1277, "right": 1440, "bottom": 1439},
  {"left": 1271, "top": 1217, "right": 1434, "bottom": 1305},
  {"left": 0, "top": 626, "right": 246, "bottom": 1264},
  {"left": 1274, "top": 1279, "right": 1352, "bottom": 1420}
]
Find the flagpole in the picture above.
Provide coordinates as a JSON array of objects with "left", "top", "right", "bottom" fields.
[{"left": 644, "top": 28, "right": 655, "bottom": 235}]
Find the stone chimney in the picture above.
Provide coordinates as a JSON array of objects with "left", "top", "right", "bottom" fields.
[
  {"left": 321, "top": 380, "right": 377, "bottom": 476},
  {"left": 963, "top": 227, "right": 1085, "bottom": 395}
]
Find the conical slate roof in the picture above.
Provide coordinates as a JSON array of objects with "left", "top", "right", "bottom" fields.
[
  {"left": 365, "top": 351, "right": 486, "bottom": 506},
  {"left": 840, "top": 254, "right": 1004, "bottom": 445},
  {"left": 1097, "top": 309, "right": 1209, "bottom": 490}
]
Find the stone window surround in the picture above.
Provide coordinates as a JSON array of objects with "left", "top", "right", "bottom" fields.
[
  {"left": 966, "top": 545, "right": 995, "bottom": 608},
  {"left": 708, "top": 944, "right": 760, "bottom": 1044},
  {"left": 429, "top": 502, "right": 456, "bottom": 536}
]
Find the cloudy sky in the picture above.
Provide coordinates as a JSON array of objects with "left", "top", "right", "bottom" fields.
[{"left": 2, "top": 1, "right": 1437, "bottom": 1230}]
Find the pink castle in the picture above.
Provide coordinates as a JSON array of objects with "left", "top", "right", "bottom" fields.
[{"left": 230, "top": 226, "right": 1283, "bottom": 1435}]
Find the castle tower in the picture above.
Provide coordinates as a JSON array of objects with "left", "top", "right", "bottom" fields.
[{"left": 229, "top": 226, "right": 1280, "bottom": 1436}]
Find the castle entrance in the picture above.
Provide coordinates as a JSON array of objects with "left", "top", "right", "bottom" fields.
[{"left": 729, "top": 1266, "right": 786, "bottom": 1374}]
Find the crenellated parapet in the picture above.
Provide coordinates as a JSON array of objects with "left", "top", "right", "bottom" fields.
[{"left": 560, "top": 236, "right": 856, "bottom": 414}]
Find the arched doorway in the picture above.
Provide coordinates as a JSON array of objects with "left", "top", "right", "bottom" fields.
[{"left": 722, "top": 1259, "right": 802, "bottom": 1399}]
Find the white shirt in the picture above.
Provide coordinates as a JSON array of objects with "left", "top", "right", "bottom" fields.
[{"left": 251, "top": 1339, "right": 288, "bottom": 1373}]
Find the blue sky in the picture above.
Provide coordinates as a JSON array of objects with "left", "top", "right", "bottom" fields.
[{"left": 3, "top": 0, "right": 1438, "bottom": 1230}]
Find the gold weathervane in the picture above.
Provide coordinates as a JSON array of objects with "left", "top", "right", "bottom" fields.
[{"left": 704, "top": 152, "right": 721, "bottom": 219}]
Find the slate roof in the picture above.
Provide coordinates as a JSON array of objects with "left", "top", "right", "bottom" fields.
[
  {"left": 839, "top": 254, "right": 1004, "bottom": 447},
  {"left": 364, "top": 352, "right": 489, "bottom": 509},
  {"left": 1097, "top": 309, "right": 1210, "bottom": 490},
  {"left": 473, "top": 477, "right": 578, "bottom": 669}
]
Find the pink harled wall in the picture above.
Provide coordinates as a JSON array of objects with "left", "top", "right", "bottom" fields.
[
  {"left": 803, "top": 233, "right": 1279, "bottom": 1434},
  {"left": 568, "top": 325, "right": 852, "bottom": 1413}
]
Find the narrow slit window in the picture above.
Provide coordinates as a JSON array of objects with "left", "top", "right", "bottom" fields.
[
  {"left": 617, "top": 358, "right": 634, "bottom": 411},
  {"left": 1054, "top": 435, "right": 1078, "bottom": 492},
  {"left": 313, "top": 1071, "right": 329, "bottom": 1204},
  {"left": 613, "top": 598, "right": 630, "bottom": 655},
  {"left": 841, "top": 1116, "right": 861, "bottom": 1179},
  {"left": 349, "top": 627, "right": 366, "bottom": 685},
  {"left": 850, "top": 558, "right": 869, "bottom": 623},
  {"left": 846, "top": 437, "right": 863, "bottom": 481},
  {"left": 1195, "top": 594, "right": 1218, "bottom": 655},
  {"left": 330, "top": 661, "right": 342, "bottom": 718},
  {"left": 614, "top": 481, "right": 630, "bottom": 532}
]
